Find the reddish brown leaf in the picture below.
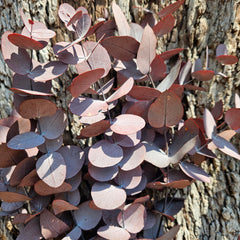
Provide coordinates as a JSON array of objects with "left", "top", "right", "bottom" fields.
[
  {"left": 102, "top": 36, "right": 139, "bottom": 61},
  {"left": 159, "top": 48, "right": 184, "bottom": 60},
  {"left": 216, "top": 55, "right": 238, "bottom": 65},
  {"left": 153, "top": 14, "right": 175, "bottom": 37},
  {"left": 0, "top": 191, "right": 31, "bottom": 203},
  {"left": 19, "top": 169, "right": 40, "bottom": 187},
  {"left": 0, "top": 143, "right": 27, "bottom": 168},
  {"left": 34, "top": 180, "right": 72, "bottom": 196},
  {"left": 148, "top": 90, "right": 183, "bottom": 128},
  {"left": 191, "top": 70, "right": 214, "bottom": 81},
  {"left": 70, "top": 69, "right": 105, "bottom": 97},
  {"left": 52, "top": 199, "right": 78, "bottom": 215},
  {"left": 225, "top": 108, "right": 240, "bottom": 130},
  {"left": 78, "top": 120, "right": 110, "bottom": 138},
  {"left": 9, "top": 157, "right": 35, "bottom": 186},
  {"left": 158, "top": 0, "right": 186, "bottom": 18},
  {"left": 19, "top": 99, "right": 57, "bottom": 119}
]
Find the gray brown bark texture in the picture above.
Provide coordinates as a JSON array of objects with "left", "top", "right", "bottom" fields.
[{"left": 0, "top": 0, "right": 240, "bottom": 239}]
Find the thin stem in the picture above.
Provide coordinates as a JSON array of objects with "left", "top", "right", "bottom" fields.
[
  {"left": 147, "top": 73, "right": 156, "bottom": 89},
  {"left": 164, "top": 127, "right": 169, "bottom": 155}
]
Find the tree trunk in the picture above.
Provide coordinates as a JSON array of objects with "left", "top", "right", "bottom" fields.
[{"left": 0, "top": 0, "right": 239, "bottom": 239}]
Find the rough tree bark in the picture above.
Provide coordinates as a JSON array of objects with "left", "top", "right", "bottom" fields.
[{"left": 0, "top": 0, "right": 239, "bottom": 239}]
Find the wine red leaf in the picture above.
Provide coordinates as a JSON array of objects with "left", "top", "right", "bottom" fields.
[
  {"left": 191, "top": 70, "right": 215, "bottom": 81},
  {"left": 0, "top": 191, "right": 31, "bottom": 203},
  {"left": 70, "top": 68, "right": 105, "bottom": 97},
  {"left": 8, "top": 33, "right": 44, "bottom": 50},
  {"left": 148, "top": 90, "right": 183, "bottom": 128},
  {"left": 101, "top": 36, "right": 139, "bottom": 61},
  {"left": 158, "top": 0, "right": 186, "bottom": 18},
  {"left": 153, "top": 14, "right": 175, "bottom": 37}
]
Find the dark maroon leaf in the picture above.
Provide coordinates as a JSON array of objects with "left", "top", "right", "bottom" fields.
[
  {"left": 128, "top": 86, "right": 161, "bottom": 101},
  {"left": 150, "top": 55, "right": 167, "bottom": 81},
  {"left": 112, "top": 1, "right": 130, "bottom": 36},
  {"left": 88, "top": 140, "right": 123, "bottom": 168},
  {"left": 8, "top": 33, "right": 44, "bottom": 50},
  {"left": 36, "top": 152, "right": 66, "bottom": 188},
  {"left": 153, "top": 14, "right": 175, "bottom": 37},
  {"left": 74, "top": 200, "right": 102, "bottom": 230},
  {"left": 118, "top": 203, "right": 146, "bottom": 234},
  {"left": 102, "top": 36, "right": 139, "bottom": 61},
  {"left": 7, "top": 132, "right": 45, "bottom": 150},
  {"left": 159, "top": 48, "right": 184, "bottom": 60},
  {"left": 118, "top": 143, "right": 146, "bottom": 171},
  {"left": 67, "top": 10, "right": 83, "bottom": 27},
  {"left": 9, "top": 157, "right": 35, "bottom": 186},
  {"left": 91, "top": 182, "right": 126, "bottom": 210},
  {"left": 69, "top": 97, "right": 108, "bottom": 117},
  {"left": 137, "top": 25, "right": 157, "bottom": 75},
  {"left": 19, "top": 169, "right": 39, "bottom": 187},
  {"left": 158, "top": 0, "right": 186, "bottom": 18},
  {"left": 70, "top": 68, "right": 105, "bottom": 97},
  {"left": 97, "top": 225, "right": 130, "bottom": 240},
  {"left": 40, "top": 209, "right": 70, "bottom": 239},
  {"left": 179, "top": 161, "right": 210, "bottom": 183},
  {"left": 19, "top": 99, "right": 57, "bottom": 119},
  {"left": 110, "top": 114, "right": 145, "bottom": 135},
  {"left": 148, "top": 90, "right": 183, "bottom": 128},
  {"left": 57, "top": 145, "right": 84, "bottom": 179},
  {"left": 211, "top": 100, "right": 223, "bottom": 120}
]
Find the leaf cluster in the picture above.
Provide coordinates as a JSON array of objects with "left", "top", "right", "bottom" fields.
[{"left": 0, "top": 0, "right": 239, "bottom": 239}]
